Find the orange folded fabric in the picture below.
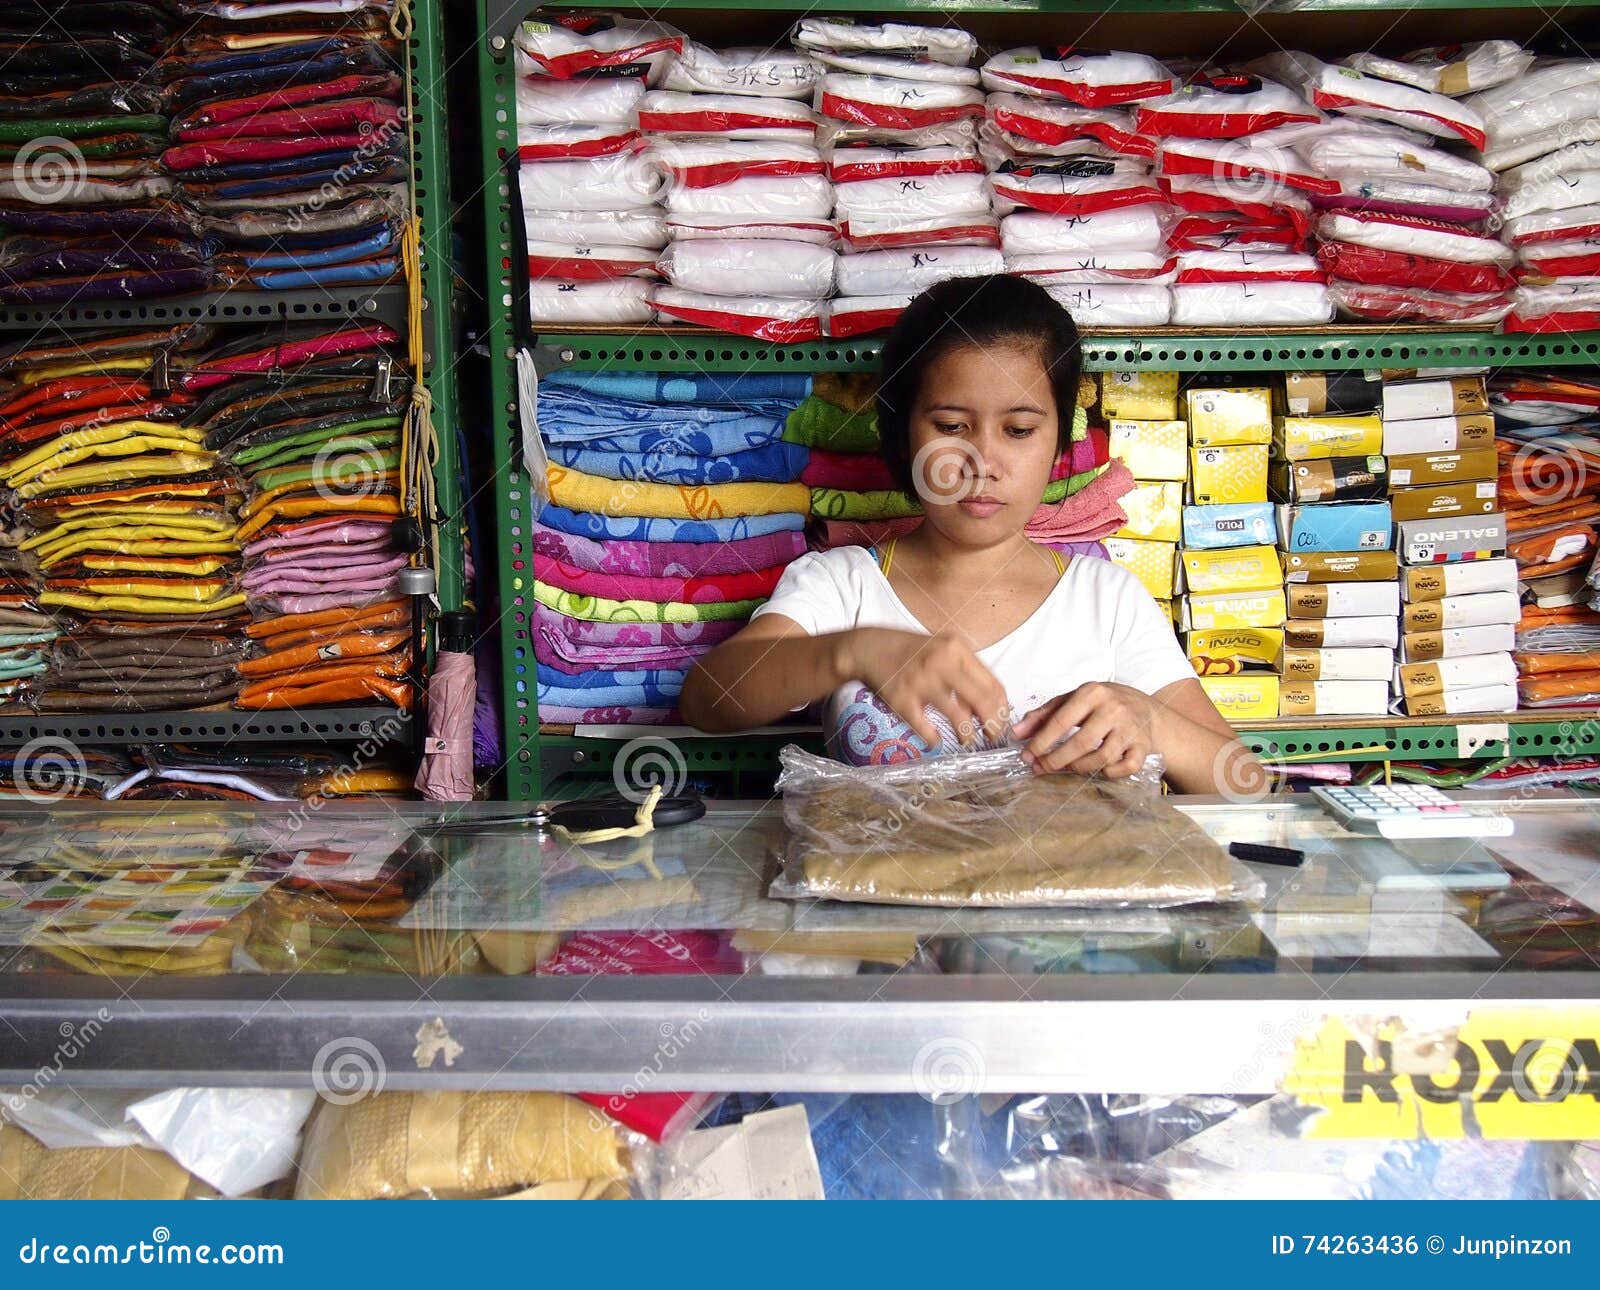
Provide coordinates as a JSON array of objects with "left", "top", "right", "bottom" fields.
[
  {"left": 238, "top": 630, "right": 408, "bottom": 678},
  {"left": 1517, "top": 652, "right": 1600, "bottom": 675},
  {"left": 1519, "top": 670, "right": 1600, "bottom": 705},
  {"left": 245, "top": 598, "right": 408, "bottom": 644}
]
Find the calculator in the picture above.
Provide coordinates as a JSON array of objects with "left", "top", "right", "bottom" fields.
[{"left": 1310, "top": 784, "right": 1515, "bottom": 840}]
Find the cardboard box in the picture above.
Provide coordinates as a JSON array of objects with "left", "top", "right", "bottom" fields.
[
  {"left": 1181, "top": 502, "right": 1275, "bottom": 550},
  {"left": 1274, "top": 413, "right": 1383, "bottom": 462},
  {"left": 1401, "top": 590, "right": 1521, "bottom": 632},
  {"left": 1381, "top": 412, "right": 1495, "bottom": 456},
  {"left": 1403, "top": 682, "right": 1517, "bottom": 717},
  {"left": 1283, "top": 371, "right": 1379, "bottom": 416},
  {"left": 1287, "top": 580, "right": 1400, "bottom": 619},
  {"left": 1190, "top": 445, "right": 1269, "bottom": 505},
  {"left": 1115, "top": 480, "right": 1184, "bottom": 542},
  {"left": 1180, "top": 545, "right": 1282, "bottom": 595},
  {"left": 1102, "top": 370, "right": 1179, "bottom": 421},
  {"left": 1282, "top": 550, "right": 1399, "bottom": 583},
  {"left": 1279, "top": 680, "right": 1391, "bottom": 718},
  {"left": 1187, "top": 387, "right": 1273, "bottom": 446},
  {"left": 1199, "top": 674, "right": 1280, "bottom": 721},
  {"left": 1186, "top": 628, "right": 1284, "bottom": 668},
  {"left": 1284, "top": 616, "right": 1399, "bottom": 649},
  {"left": 1277, "top": 502, "right": 1393, "bottom": 554},
  {"left": 1389, "top": 480, "right": 1499, "bottom": 522},
  {"left": 1107, "top": 418, "right": 1188, "bottom": 481},
  {"left": 1400, "top": 623, "right": 1517, "bottom": 663},
  {"left": 1182, "top": 588, "right": 1287, "bottom": 631},
  {"left": 1103, "top": 537, "right": 1177, "bottom": 599},
  {"left": 1386, "top": 448, "right": 1497, "bottom": 487},
  {"left": 1398, "top": 513, "right": 1507, "bottom": 564},
  {"left": 1278, "top": 646, "right": 1396, "bottom": 682},
  {"left": 1382, "top": 376, "right": 1488, "bottom": 421},
  {"left": 1396, "top": 652, "right": 1517, "bottom": 699},
  {"left": 1275, "top": 455, "right": 1388, "bottom": 503},
  {"left": 1402, "top": 558, "right": 1519, "bottom": 603}
]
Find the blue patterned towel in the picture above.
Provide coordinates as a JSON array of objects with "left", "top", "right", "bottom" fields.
[
  {"left": 537, "top": 388, "right": 788, "bottom": 455},
  {"left": 542, "top": 369, "right": 810, "bottom": 407},
  {"left": 538, "top": 504, "right": 806, "bottom": 543},
  {"left": 546, "top": 439, "right": 808, "bottom": 485}
]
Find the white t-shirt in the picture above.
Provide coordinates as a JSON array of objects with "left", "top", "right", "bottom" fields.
[{"left": 753, "top": 545, "right": 1194, "bottom": 726}]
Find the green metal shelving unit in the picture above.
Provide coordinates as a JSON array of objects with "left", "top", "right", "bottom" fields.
[{"left": 480, "top": 0, "right": 1600, "bottom": 800}]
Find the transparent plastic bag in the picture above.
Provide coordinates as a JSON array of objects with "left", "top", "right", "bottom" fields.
[{"left": 772, "top": 745, "right": 1262, "bottom": 909}]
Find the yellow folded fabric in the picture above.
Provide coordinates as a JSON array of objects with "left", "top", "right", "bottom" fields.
[
  {"left": 238, "top": 470, "right": 396, "bottom": 520},
  {"left": 37, "top": 536, "right": 240, "bottom": 567},
  {"left": 26, "top": 513, "right": 234, "bottom": 550},
  {"left": 0, "top": 1125, "right": 207, "bottom": 1200},
  {"left": 546, "top": 464, "right": 810, "bottom": 520},
  {"left": 15, "top": 454, "right": 215, "bottom": 499},
  {"left": 234, "top": 494, "right": 401, "bottom": 543},
  {"left": 15, "top": 358, "right": 150, "bottom": 385},
  {"left": 52, "top": 579, "right": 231, "bottom": 604},
  {"left": 41, "top": 590, "right": 247, "bottom": 615},
  {"left": 7, "top": 437, "right": 216, "bottom": 488},
  {"left": 78, "top": 555, "right": 234, "bottom": 576},
  {"left": 2, "top": 420, "right": 207, "bottom": 482}
]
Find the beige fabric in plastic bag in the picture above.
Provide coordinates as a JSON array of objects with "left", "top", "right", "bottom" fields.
[
  {"left": 294, "top": 1092, "right": 628, "bottom": 1200},
  {"left": 0, "top": 1123, "right": 210, "bottom": 1200},
  {"left": 774, "top": 746, "right": 1250, "bottom": 908}
]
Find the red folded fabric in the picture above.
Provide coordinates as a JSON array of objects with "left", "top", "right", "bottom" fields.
[
  {"left": 1026, "top": 458, "right": 1135, "bottom": 543},
  {"left": 1317, "top": 241, "right": 1514, "bottom": 295}
]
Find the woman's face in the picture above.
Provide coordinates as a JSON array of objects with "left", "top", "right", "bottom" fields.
[{"left": 907, "top": 341, "right": 1061, "bottom": 547}]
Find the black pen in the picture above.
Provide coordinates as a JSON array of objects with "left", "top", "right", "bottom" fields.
[{"left": 1229, "top": 841, "right": 1306, "bottom": 868}]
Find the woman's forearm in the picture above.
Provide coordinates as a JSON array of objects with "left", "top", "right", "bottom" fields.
[
  {"left": 680, "top": 629, "right": 856, "bottom": 732},
  {"left": 1152, "top": 703, "right": 1268, "bottom": 796}
]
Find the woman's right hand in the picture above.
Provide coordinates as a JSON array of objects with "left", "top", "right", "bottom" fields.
[{"left": 840, "top": 627, "right": 1010, "bottom": 749}]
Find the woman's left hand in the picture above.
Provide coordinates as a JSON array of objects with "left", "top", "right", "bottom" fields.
[{"left": 1011, "top": 682, "right": 1159, "bottom": 777}]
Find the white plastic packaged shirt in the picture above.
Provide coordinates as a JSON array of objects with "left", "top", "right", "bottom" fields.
[
  {"left": 649, "top": 285, "right": 825, "bottom": 342},
  {"left": 980, "top": 47, "right": 1174, "bottom": 107},
  {"left": 1163, "top": 173, "right": 1315, "bottom": 230},
  {"left": 662, "top": 171, "right": 834, "bottom": 220},
  {"left": 647, "top": 139, "right": 825, "bottom": 190},
  {"left": 840, "top": 212, "right": 1000, "bottom": 251},
  {"left": 1497, "top": 142, "right": 1600, "bottom": 198},
  {"left": 661, "top": 42, "right": 821, "bottom": 99},
  {"left": 1316, "top": 210, "right": 1514, "bottom": 268},
  {"left": 515, "top": 75, "right": 645, "bottom": 126},
  {"left": 1483, "top": 118, "right": 1600, "bottom": 174},
  {"left": 525, "top": 207, "right": 667, "bottom": 249},
  {"left": 825, "top": 143, "right": 983, "bottom": 182},
  {"left": 1343, "top": 41, "right": 1534, "bottom": 95},
  {"left": 1252, "top": 51, "right": 1486, "bottom": 150},
  {"left": 1518, "top": 239, "right": 1600, "bottom": 277},
  {"left": 1324, "top": 180, "right": 1495, "bottom": 221},
  {"left": 1291, "top": 128, "right": 1493, "bottom": 193},
  {"left": 666, "top": 214, "right": 838, "bottom": 244},
  {"left": 986, "top": 93, "right": 1155, "bottom": 159},
  {"left": 1503, "top": 203, "right": 1600, "bottom": 249},
  {"left": 825, "top": 293, "right": 915, "bottom": 337},
  {"left": 527, "top": 240, "right": 659, "bottom": 280},
  {"left": 1046, "top": 282, "right": 1172, "bottom": 325},
  {"left": 1001, "top": 206, "right": 1173, "bottom": 255},
  {"left": 807, "top": 47, "right": 981, "bottom": 84},
  {"left": 1500, "top": 172, "right": 1600, "bottom": 224},
  {"left": 792, "top": 18, "right": 977, "bottom": 67},
  {"left": 528, "top": 278, "right": 654, "bottom": 324},
  {"left": 991, "top": 160, "right": 1162, "bottom": 216},
  {"left": 514, "top": 16, "right": 683, "bottom": 83},
  {"left": 1467, "top": 63, "right": 1600, "bottom": 152},
  {"left": 1155, "top": 134, "right": 1339, "bottom": 198},
  {"left": 1134, "top": 76, "right": 1319, "bottom": 139},
  {"left": 1172, "top": 280, "right": 1333, "bottom": 325},
  {"left": 1175, "top": 249, "right": 1323, "bottom": 283},
  {"left": 833, "top": 171, "right": 990, "bottom": 219},
  {"left": 834, "top": 245, "right": 1004, "bottom": 296},
  {"left": 1007, "top": 250, "right": 1177, "bottom": 285},
  {"left": 1509, "top": 280, "right": 1600, "bottom": 331},
  {"left": 637, "top": 91, "right": 819, "bottom": 139},
  {"left": 517, "top": 122, "right": 641, "bottom": 161},
  {"left": 656, "top": 238, "right": 837, "bottom": 299},
  {"left": 816, "top": 73, "right": 985, "bottom": 130},
  {"left": 518, "top": 152, "right": 664, "bottom": 212}
]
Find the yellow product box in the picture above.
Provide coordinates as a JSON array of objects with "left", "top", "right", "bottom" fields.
[
  {"left": 1190, "top": 445, "right": 1269, "bottom": 505},
  {"left": 1101, "top": 370, "right": 1179, "bottom": 421},
  {"left": 1187, "top": 387, "right": 1273, "bottom": 446},
  {"left": 1198, "top": 674, "right": 1280, "bottom": 721},
  {"left": 1182, "top": 587, "right": 1287, "bottom": 632},
  {"left": 1107, "top": 419, "right": 1188, "bottom": 482},
  {"left": 1186, "top": 627, "right": 1284, "bottom": 669},
  {"left": 1180, "top": 545, "right": 1281, "bottom": 595},
  {"left": 1103, "top": 537, "right": 1176, "bottom": 599},
  {"left": 1115, "top": 480, "right": 1183, "bottom": 542},
  {"left": 1273, "top": 413, "right": 1384, "bottom": 462}
]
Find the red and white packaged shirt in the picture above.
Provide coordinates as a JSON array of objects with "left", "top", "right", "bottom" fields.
[
  {"left": 1172, "top": 280, "right": 1333, "bottom": 324},
  {"left": 1007, "top": 250, "right": 1177, "bottom": 284},
  {"left": 1344, "top": 42, "right": 1533, "bottom": 96},
  {"left": 1467, "top": 62, "right": 1600, "bottom": 152},
  {"left": 517, "top": 122, "right": 641, "bottom": 163},
  {"left": 656, "top": 238, "right": 837, "bottom": 299},
  {"left": 1135, "top": 75, "right": 1319, "bottom": 140},
  {"left": 514, "top": 15, "right": 683, "bottom": 83},
  {"left": 792, "top": 19, "right": 978, "bottom": 67},
  {"left": 986, "top": 93, "right": 1154, "bottom": 159},
  {"left": 516, "top": 75, "right": 645, "bottom": 126},
  {"left": 826, "top": 143, "right": 983, "bottom": 183},
  {"left": 1500, "top": 172, "right": 1600, "bottom": 225},
  {"left": 525, "top": 208, "right": 666, "bottom": 249},
  {"left": 1162, "top": 174, "right": 1313, "bottom": 239},
  {"left": 518, "top": 153, "right": 664, "bottom": 212},
  {"left": 833, "top": 172, "right": 989, "bottom": 220},
  {"left": 1317, "top": 241, "right": 1515, "bottom": 295},
  {"left": 1253, "top": 52, "right": 1486, "bottom": 150},
  {"left": 662, "top": 172, "right": 833, "bottom": 221},
  {"left": 528, "top": 278, "right": 654, "bottom": 325},
  {"left": 1171, "top": 214, "right": 1303, "bottom": 250},
  {"left": 824, "top": 293, "right": 915, "bottom": 337},
  {"left": 1316, "top": 209, "right": 1514, "bottom": 268},
  {"left": 1330, "top": 280, "right": 1513, "bottom": 325},
  {"left": 660, "top": 42, "right": 821, "bottom": 100},
  {"left": 806, "top": 49, "right": 981, "bottom": 85},
  {"left": 980, "top": 48, "right": 1173, "bottom": 108},
  {"left": 1318, "top": 180, "right": 1497, "bottom": 224},
  {"left": 835, "top": 245, "right": 1004, "bottom": 296},
  {"left": 649, "top": 285, "right": 824, "bottom": 342},
  {"left": 1503, "top": 204, "right": 1600, "bottom": 249},
  {"left": 1044, "top": 282, "right": 1172, "bottom": 325},
  {"left": 991, "top": 159, "right": 1165, "bottom": 217},
  {"left": 839, "top": 212, "right": 1000, "bottom": 251},
  {"left": 527, "top": 240, "right": 658, "bottom": 281},
  {"left": 647, "top": 139, "right": 824, "bottom": 190},
  {"left": 1291, "top": 128, "right": 1492, "bottom": 193},
  {"left": 1506, "top": 279, "right": 1600, "bottom": 333},
  {"left": 1001, "top": 206, "right": 1173, "bottom": 255},
  {"left": 638, "top": 92, "right": 819, "bottom": 139},
  {"left": 816, "top": 118, "right": 980, "bottom": 153},
  {"left": 1517, "top": 240, "right": 1600, "bottom": 279},
  {"left": 816, "top": 74, "right": 985, "bottom": 130},
  {"left": 666, "top": 214, "right": 838, "bottom": 245},
  {"left": 1175, "top": 249, "right": 1323, "bottom": 283},
  {"left": 1156, "top": 135, "right": 1340, "bottom": 198},
  {"left": 1483, "top": 119, "right": 1600, "bottom": 175}
]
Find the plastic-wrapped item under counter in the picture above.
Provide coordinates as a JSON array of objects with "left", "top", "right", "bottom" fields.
[{"left": 771, "top": 745, "right": 1262, "bottom": 908}]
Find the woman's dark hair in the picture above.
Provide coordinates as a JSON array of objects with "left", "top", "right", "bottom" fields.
[{"left": 876, "top": 274, "right": 1083, "bottom": 497}]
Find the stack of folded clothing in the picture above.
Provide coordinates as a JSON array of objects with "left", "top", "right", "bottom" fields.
[
  {"left": 208, "top": 323, "right": 414, "bottom": 710},
  {"left": 983, "top": 48, "right": 1173, "bottom": 325},
  {"left": 1514, "top": 605, "right": 1600, "bottom": 710},
  {"left": 1472, "top": 60, "right": 1600, "bottom": 332},
  {"left": 516, "top": 12, "right": 682, "bottom": 327},
  {"left": 159, "top": 4, "right": 408, "bottom": 293},
  {"left": 535, "top": 369, "right": 812, "bottom": 724},
  {"left": 0, "top": 2, "right": 201, "bottom": 304},
  {"left": 1, "top": 325, "right": 248, "bottom": 713}
]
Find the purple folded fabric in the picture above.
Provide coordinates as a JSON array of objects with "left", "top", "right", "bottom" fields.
[
  {"left": 244, "top": 519, "right": 396, "bottom": 558},
  {"left": 276, "top": 590, "right": 399, "bottom": 614},
  {"left": 537, "top": 705, "right": 681, "bottom": 725},
  {"left": 1042, "top": 540, "right": 1110, "bottom": 562},
  {"left": 242, "top": 553, "right": 408, "bottom": 592},
  {"left": 535, "top": 631, "right": 715, "bottom": 675},
  {"left": 536, "top": 603, "right": 744, "bottom": 654},
  {"left": 248, "top": 540, "right": 396, "bottom": 570},
  {"left": 533, "top": 523, "right": 807, "bottom": 579}
]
